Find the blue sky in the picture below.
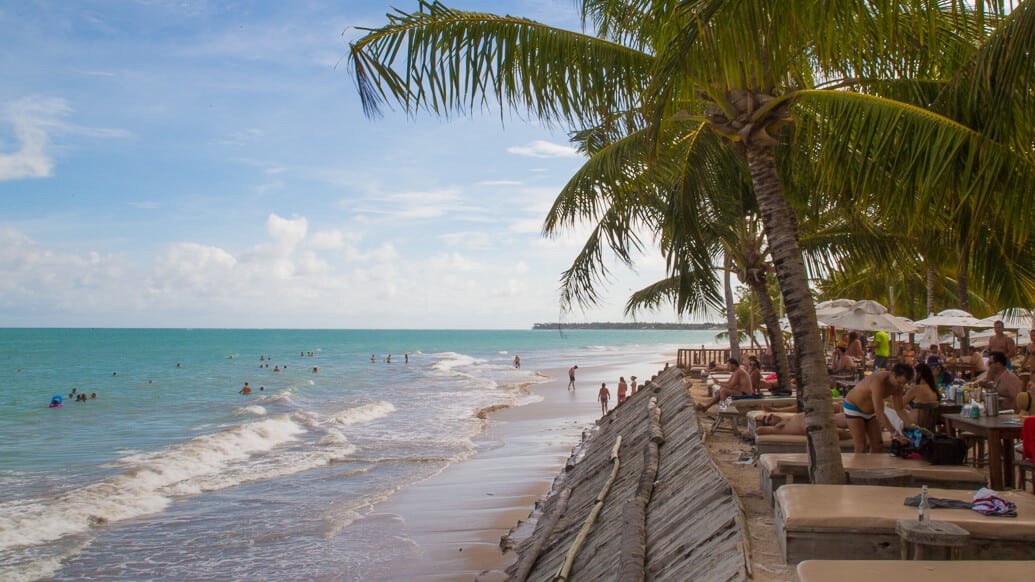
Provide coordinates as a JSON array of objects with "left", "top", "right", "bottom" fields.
[{"left": 0, "top": 1, "right": 681, "bottom": 329}]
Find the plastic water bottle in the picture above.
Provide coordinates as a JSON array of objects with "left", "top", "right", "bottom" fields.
[{"left": 918, "top": 485, "right": 930, "bottom": 524}]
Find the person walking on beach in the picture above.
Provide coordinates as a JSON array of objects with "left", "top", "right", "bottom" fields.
[
  {"left": 617, "top": 376, "right": 628, "bottom": 405},
  {"left": 598, "top": 382, "right": 610, "bottom": 416},
  {"left": 514, "top": 355, "right": 521, "bottom": 368},
  {"left": 568, "top": 365, "right": 578, "bottom": 390}
]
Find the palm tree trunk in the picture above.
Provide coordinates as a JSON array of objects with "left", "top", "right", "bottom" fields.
[
  {"left": 926, "top": 263, "right": 936, "bottom": 316},
  {"left": 750, "top": 278, "right": 793, "bottom": 394},
  {"left": 724, "top": 255, "right": 741, "bottom": 361},
  {"left": 957, "top": 246, "right": 971, "bottom": 351},
  {"left": 746, "top": 143, "right": 845, "bottom": 485},
  {"left": 749, "top": 295, "right": 759, "bottom": 348}
]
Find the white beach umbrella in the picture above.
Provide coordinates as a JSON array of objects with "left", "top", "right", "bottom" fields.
[
  {"left": 912, "top": 309, "right": 987, "bottom": 328},
  {"left": 824, "top": 309, "right": 919, "bottom": 333},
  {"left": 815, "top": 298, "right": 855, "bottom": 319},
  {"left": 976, "top": 307, "right": 1035, "bottom": 329},
  {"left": 917, "top": 326, "right": 954, "bottom": 348}
]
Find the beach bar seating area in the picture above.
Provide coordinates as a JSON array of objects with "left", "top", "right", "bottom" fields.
[{"left": 774, "top": 484, "right": 1035, "bottom": 562}]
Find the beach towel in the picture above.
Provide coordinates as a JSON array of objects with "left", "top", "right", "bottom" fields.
[
  {"left": 903, "top": 487, "right": 1017, "bottom": 517},
  {"left": 972, "top": 488, "right": 1018, "bottom": 517}
]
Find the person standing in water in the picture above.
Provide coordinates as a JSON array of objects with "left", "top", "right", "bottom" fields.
[
  {"left": 514, "top": 355, "right": 521, "bottom": 368},
  {"left": 568, "top": 365, "right": 578, "bottom": 390}
]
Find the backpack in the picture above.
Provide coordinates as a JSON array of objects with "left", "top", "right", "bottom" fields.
[{"left": 919, "top": 433, "right": 968, "bottom": 465}]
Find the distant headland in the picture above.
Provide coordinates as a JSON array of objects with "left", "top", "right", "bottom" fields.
[{"left": 531, "top": 322, "right": 722, "bottom": 330}]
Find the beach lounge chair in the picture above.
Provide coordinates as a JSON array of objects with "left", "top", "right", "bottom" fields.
[
  {"left": 796, "top": 560, "right": 1035, "bottom": 582},
  {"left": 775, "top": 484, "right": 1035, "bottom": 562},
  {"left": 755, "top": 433, "right": 863, "bottom": 455},
  {"left": 759, "top": 453, "right": 987, "bottom": 505}
]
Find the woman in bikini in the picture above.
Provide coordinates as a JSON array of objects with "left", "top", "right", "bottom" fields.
[{"left": 843, "top": 363, "right": 914, "bottom": 453}]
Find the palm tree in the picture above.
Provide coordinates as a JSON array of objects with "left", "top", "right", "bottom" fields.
[{"left": 350, "top": 1, "right": 1034, "bottom": 482}]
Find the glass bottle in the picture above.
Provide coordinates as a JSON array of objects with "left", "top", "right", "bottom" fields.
[{"left": 918, "top": 484, "right": 930, "bottom": 524}]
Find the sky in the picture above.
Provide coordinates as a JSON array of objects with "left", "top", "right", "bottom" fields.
[{"left": 0, "top": 0, "right": 688, "bottom": 329}]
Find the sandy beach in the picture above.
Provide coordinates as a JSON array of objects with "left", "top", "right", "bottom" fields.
[{"left": 366, "top": 357, "right": 671, "bottom": 580}]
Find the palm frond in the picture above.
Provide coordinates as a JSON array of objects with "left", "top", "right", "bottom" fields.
[{"left": 349, "top": 0, "right": 651, "bottom": 126}]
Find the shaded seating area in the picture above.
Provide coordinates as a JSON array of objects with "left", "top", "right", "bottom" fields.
[
  {"left": 775, "top": 484, "right": 1035, "bottom": 562},
  {"left": 759, "top": 453, "right": 987, "bottom": 505}
]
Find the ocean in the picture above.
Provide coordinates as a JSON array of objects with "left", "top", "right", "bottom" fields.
[{"left": 0, "top": 328, "right": 718, "bottom": 580}]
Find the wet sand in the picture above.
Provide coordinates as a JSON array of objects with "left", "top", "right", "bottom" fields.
[{"left": 368, "top": 357, "right": 670, "bottom": 580}]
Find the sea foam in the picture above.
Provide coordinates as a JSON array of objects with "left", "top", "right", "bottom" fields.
[
  {"left": 0, "top": 415, "right": 303, "bottom": 552},
  {"left": 330, "top": 401, "right": 396, "bottom": 426}
]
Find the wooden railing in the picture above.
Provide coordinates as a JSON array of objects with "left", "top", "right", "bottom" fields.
[{"left": 677, "top": 347, "right": 768, "bottom": 370}]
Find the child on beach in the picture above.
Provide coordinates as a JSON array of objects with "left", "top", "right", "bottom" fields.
[{"left": 598, "top": 382, "right": 610, "bottom": 416}]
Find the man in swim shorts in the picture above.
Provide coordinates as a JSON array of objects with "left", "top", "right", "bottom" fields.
[
  {"left": 568, "top": 365, "right": 578, "bottom": 391},
  {"left": 843, "top": 363, "right": 914, "bottom": 453},
  {"left": 598, "top": 382, "right": 610, "bottom": 416},
  {"left": 695, "top": 358, "right": 753, "bottom": 412}
]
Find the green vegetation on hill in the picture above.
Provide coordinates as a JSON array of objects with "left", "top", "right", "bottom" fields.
[{"left": 531, "top": 322, "right": 721, "bottom": 330}]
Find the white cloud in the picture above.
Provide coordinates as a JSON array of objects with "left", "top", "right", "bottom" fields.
[
  {"left": 477, "top": 179, "right": 523, "bottom": 186},
  {"left": 427, "top": 252, "right": 479, "bottom": 273},
  {"left": 308, "top": 229, "right": 345, "bottom": 250},
  {"left": 0, "top": 98, "right": 63, "bottom": 180},
  {"left": 509, "top": 218, "right": 545, "bottom": 234},
  {"left": 439, "top": 231, "right": 494, "bottom": 250},
  {"left": 266, "top": 213, "right": 308, "bottom": 248},
  {"left": 0, "top": 96, "right": 130, "bottom": 182},
  {"left": 507, "top": 140, "right": 580, "bottom": 159}
]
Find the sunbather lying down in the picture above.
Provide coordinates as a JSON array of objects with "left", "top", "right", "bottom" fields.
[
  {"left": 762, "top": 402, "right": 848, "bottom": 429},
  {"left": 756, "top": 412, "right": 852, "bottom": 438}
]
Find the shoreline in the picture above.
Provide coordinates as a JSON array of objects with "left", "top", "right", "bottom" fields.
[{"left": 363, "top": 356, "right": 672, "bottom": 580}]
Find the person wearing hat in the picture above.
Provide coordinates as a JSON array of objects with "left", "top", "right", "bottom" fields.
[{"left": 1016, "top": 391, "right": 1033, "bottom": 417}]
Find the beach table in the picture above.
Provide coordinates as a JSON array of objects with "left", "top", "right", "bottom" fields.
[
  {"left": 775, "top": 484, "right": 1035, "bottom": 562},
  {"left": 942, "top": 413, "right": 1024, "bottom": 490},
  {"left": 758, "top": 453, "right": 986, "bottom": 505},
  {"left": 796, "top": 560, "right": 1035, "bottom": 582}
]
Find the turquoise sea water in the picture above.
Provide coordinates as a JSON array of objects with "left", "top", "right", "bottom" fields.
[{"left": 0, "top": 328, "right": 718, "bottom": 580}]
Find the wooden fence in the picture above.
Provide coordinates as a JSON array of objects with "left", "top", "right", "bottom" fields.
[{"left": 676, "top": 347, "right": 768, "bottom": 370}]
